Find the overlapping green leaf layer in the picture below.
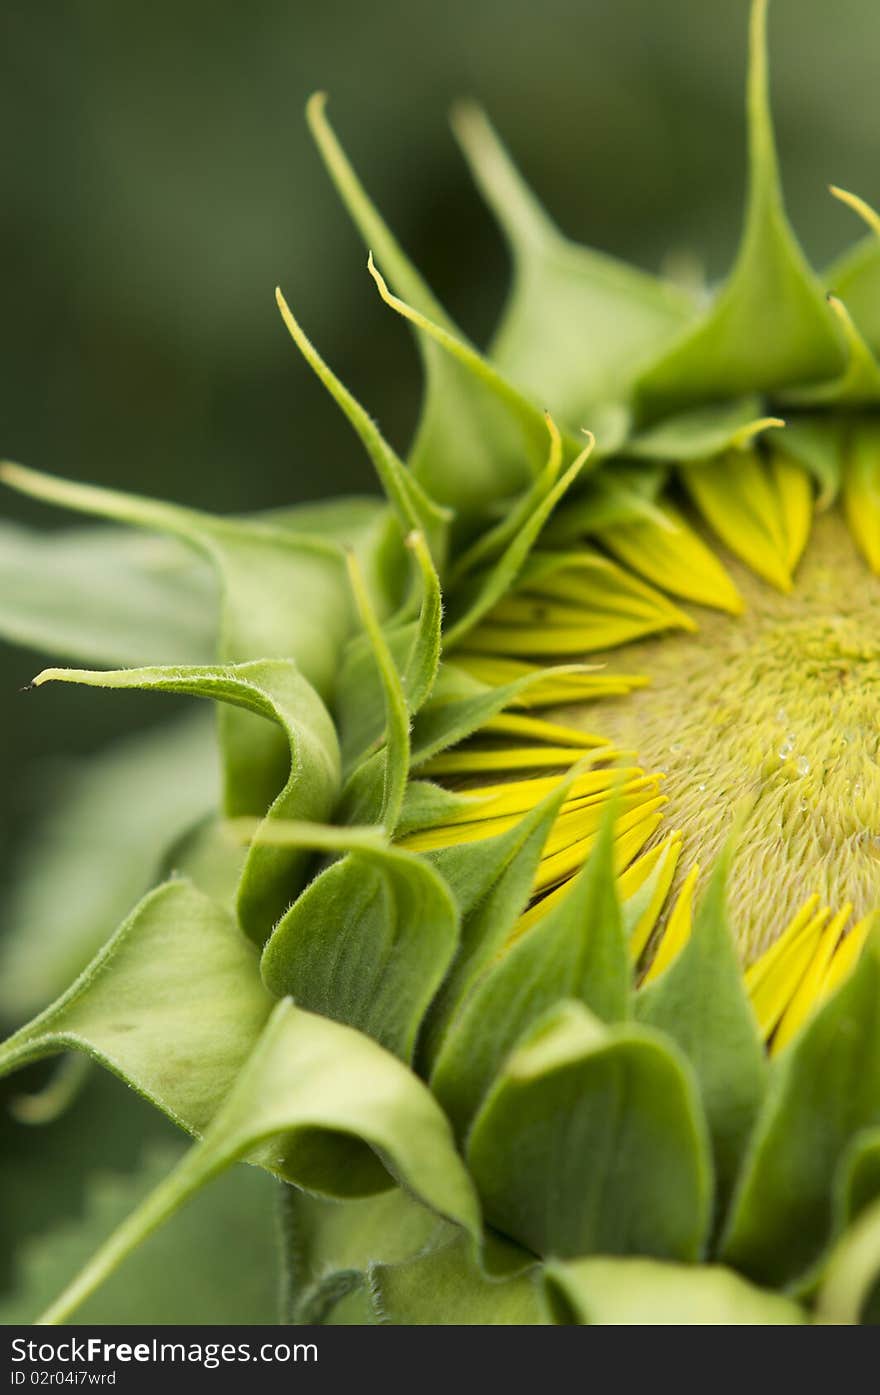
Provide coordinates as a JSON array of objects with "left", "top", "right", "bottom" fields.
[{"left": 3, "top": 0, "right": 880, "bottom": 1326}]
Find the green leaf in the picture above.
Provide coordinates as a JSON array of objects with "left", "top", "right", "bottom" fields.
[
  {"left": 409, "top": 658, "right": 596, "bottom": 768},
  {"left": 36, "top": 1000, "right": 481, "bottom": 1324},
  {"left": 0, "top": 711, "right": 218, "bottom": 1023},
  {"left": 420, "top": 770, "right": 579, "bottom": 1067},
  {"left": 1, "top": 465, "right": 352, "bottom": 834},
  {"left": 0, "top": 521, "right": 216, "bottom": 667},
  {"left": 816, "top": 1192, "right": 880, "bottom": 1325},
  {"left": 776, "top": 416, "right": 847, "bottom": 505},
  {"left": 0, "top": 1148, "right": 280, "bottom": 1325},
  {"left": 721, "top": 931, "right": 880, "bottom": 1289},
  {"left": 442, "top": 446, "right": 589, "bottom": 647},
  {"left": 307, "top": 96, "right": 572, "bottom": 517},
  {"left": 259, "top": 824, "right": 459, "bottom": 1061},
  {"left": 827, "top": 236, "right": 880, "bottom": 353},
  {"left": 336, "top": 552, "right": 410, "bottom": 829},
  {"left": 635, "top": 0, "right": 842, "bottom": 419},
  {"left": 467, "top": 999, "right": 712, "bottom": 1261},
  {"left": 274, "top": 288, "right": 449, "bottom": 566},
  {"left": 783, "top": 294, "right": 880, "bottom": 407},
  {"left": 431, "top": 809, "right": 630, "bottom": 1139},
  {"left": 544, "top": 1256, "right": 805, "bottom": 1325},
  {"left": 452, "top": 104, "right": 695, "bottom": 449},
  {"left": 636, "top": 852, "right": 766, "bottom": 1225},
  {"left": 627, "top": 398, "right": 783, "bottom": 462},
  {"left": 281, "top": 1186, "right": 451, "bottom": 1323},
  {"left": 334, "top": 531, "right": 442, "bottom": 776},
  {"left": 372, "top": 1235, "right": 546, "bottom": 1325},
  {"left": 825, "top": 186, "right": 880, "bottom": 354},
  {"left": 31, "top": 660, "right": 341, "bottom": 945},
  {"left": 1, "top": 463, "right": 350, "bottom": 697},
  {"left": 836, "top": 1127, "right": 880, "bottom": 1229},
  {"left": 263, "top": 493, "right": 408, "bottom": 622},
  {"left": 0, "top": 880, "right": 274, "bottom": 1135},
  {"left": 543, "top": 464, "right": 669, "bottom": 541},
  {"left": 399, "top": 530, "right": 444, "bottom": 712}
]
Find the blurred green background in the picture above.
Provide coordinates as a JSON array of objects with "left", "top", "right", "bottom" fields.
[{"left": 1, "top": 0, "right": 878, "bottom": 1309}]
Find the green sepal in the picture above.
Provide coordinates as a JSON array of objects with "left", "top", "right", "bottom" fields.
[
  {"left": 0, "top": 880, "right": 274, "bottom": 1136},
  {"left": 635, "top": 0, "right": 843, "bottom": 420},
  {"left": 627, "top": 397, "right": 783, "bottom": 462},
  {"left": 36, "top": 999, "right": 481, "bottom": 1324},
  {"left": 451, "top": 103, "right": 693, "bottom": 449},
  {"left": 835, "top": 1127, "right": 880, "bottom": 1231},
  {"left": 636, "top": 849, "right": 766, "bottom": 1227},
  {"left": 281, "top": 1187, "right": 452, "bottom": 1324},
  {"left": 334, "top": 532, "right": 442, "bottom": 775},
  {"left": 430, "top": 807, "right": 630, "bottom": 1139},
  {"left": 30, "top": 661, "right": 342, "bottom": 946},
  {"left": 816, "top": 1191, "right": 880, "bottom": 1325},
  {"left": 0, "top": 711, "right": 218, "bottom": 1023},
  {"left": 307, "top": 96, "right": 574, "bottom": 517},
  {"left": 466, "top": 999, "right": 712, "bottom": 1261},
  {"left": 825, "top": 221, "right": 880, "bottom": 354},
  {"left": 259, "top": 823, "right": 459, "bottom": 1061},
  {"left": 776, "top": 416, "right": 847, "bottom": 505},
  {"left": 721, "top": 930, "right": 880, "bottom": 1289},
  {"left": 543, "top": 464, "right": 668, "bottom": 542},
  {"left": 371, "top": 1234, "right": 546, "bottom": 1325},
  {"left": 335, "top": 553, "right": 410, "bottom": 829},
  {"left": 544, "top": 1256, "right": 805, "bottom": 1325},
  {"left": 442, "top": 448, "right": 588, "bottom": 647},
  {"left": 274, "top": 288, "right": 450, "bottom": 568},
  {"left": 781, "top": 294, "right": 880, "bottom": 407}
]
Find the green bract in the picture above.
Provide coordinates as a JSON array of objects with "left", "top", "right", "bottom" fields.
[{"left": 3, "top": 0, "right": 880, "bottom": 1325}]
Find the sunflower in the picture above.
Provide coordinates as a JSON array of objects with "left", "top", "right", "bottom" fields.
[
  {"left": 3, "top": 0, "right": 880, "bottom": 1327},
  {"left": 412, "top": 444, "right": 879, "bottom": 1056}
]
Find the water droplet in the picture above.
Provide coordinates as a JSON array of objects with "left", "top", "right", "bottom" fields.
[
  {"left": 778, "top": 740, "right": 794, "bottom": 759},
  {"left": 775, "top": 708, "right": 788, "bottom": 725},
  {"left": 698, "top": 783, "right": 706, "bottom": 792},
  {"left": 796, "top": 756, "right": 810, "bottom": 776},
  {"left": 799, "top": 799, "right": 808, "bottom": 812},
  {"left": 669, "top": 742, "right": 683, "bottom": 755}
]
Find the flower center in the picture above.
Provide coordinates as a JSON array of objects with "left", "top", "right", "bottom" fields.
[{"left": 578, "top": 510, "right": 880, "bottom": 958}]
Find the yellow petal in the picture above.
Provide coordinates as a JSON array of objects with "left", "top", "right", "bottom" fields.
[
  {"left": 415, "top": 743, "right": 624, "bottom": 777},
  {"left": 642, "top": 864, "right": 699, "bottom": 984},
  {"left": 533, "top": 796, "right": 668, "bottom": 894},
  {"left": 448, "top": 654, "right": 649, "bottom": 704},
  {"left": 460, "top": 615, "right": 682, "bottom": 655},
  {"left": 746, "top": 901, "right": 830, "bottom": 1040},
  {"left": 744, "top": 894, "right": 820, "bottom": 991},
  {"left": 398, "top": 768, "right": 646, "bottom": 851},
  {"left": 769, "top": 453, "right": 813, "bottom": 573},
  {"left": 612, "top": 810, "right": 667, "bottom": 875},
  {"left": 531, "top": 556, "right": 697, "bottom": 627},
  {"left": 619, "top": 834, "right": 683, "bottom": 962},
  {"left": 772, "top": 904, "right": 852, "bottom": 1054},
  {"left": 476, "top": 712, "right": 609, "bottom": 748},
  {"left": 843, "top": 430, "right": 880, "bottom": 574},
  {"left": 600, "top": 502, "right": 744, "bottom": 614},
  {"left": 818, "top": 913, "right": 876, "bottom": 1002},
  {"left": 683, "top": 451, "right": 793, "bottom": 592}
]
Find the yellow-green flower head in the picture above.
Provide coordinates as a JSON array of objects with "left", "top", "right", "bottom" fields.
[{"left": 4, "top": 0, "right": 880, "bottom": 1328}]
